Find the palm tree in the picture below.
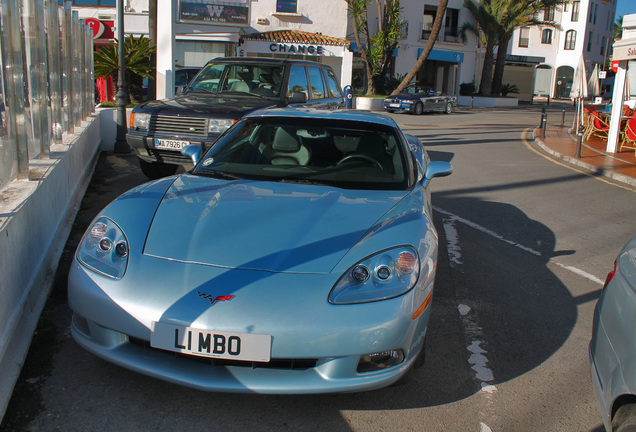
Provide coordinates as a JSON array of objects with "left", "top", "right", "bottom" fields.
[
  {"left": 491, "top": 0, "right": 560, "bottom": 96},
  {"left": 391, "top": 0, "right": 449, "bottom": 95},
  {"left": 614, "top": 15, "right": 624, "bottom": 40},
  {"left": 459, "top": 0, "right": 500, "bottom": 96},
  {"left": 347, "top": 0, "right": 405, "bottom": 95},
  {"left": 94, "top": 36, "right": 156, "bottom": 103}
]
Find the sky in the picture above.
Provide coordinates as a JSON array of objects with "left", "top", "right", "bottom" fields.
[{"left": 616, "top": 0, "right": 636, "bottom": 20}]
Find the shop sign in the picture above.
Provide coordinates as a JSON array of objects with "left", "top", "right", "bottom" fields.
[
  {"left": 269, "top": 43, "right": 325, "bottom": 55},
  {"left": 179, "top": 1, "right": 249, "bottom": 25}
]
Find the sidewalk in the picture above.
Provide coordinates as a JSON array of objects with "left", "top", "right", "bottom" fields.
[{"left": 534, "top": 120, "right": 636, "bottom": 188}]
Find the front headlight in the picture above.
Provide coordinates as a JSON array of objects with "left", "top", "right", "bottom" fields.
[
  {"left": 208, "top": 118, "right": 234, "bottom": 134},
  {"left": 130, "top": 112, "right": 151, "bottom": 130},
  {"left": 404, "top": 100, "right": 414, "bottom": 104},
  {"left": 77, "top": 217, "right": 129, "bottom": 279},
  {"left": 329, "top": 246, "right": 419, "bottom": 304}
]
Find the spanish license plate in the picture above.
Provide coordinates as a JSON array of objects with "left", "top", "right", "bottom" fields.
[
  {"left": 150, "top": 321, "right": 272, "bottom": 362},
  {"left": 155, "top": 138, "right": 189, "bottom": 150},
  {"left": 389, "top": 103, "right": 401, "bottom": 108}
]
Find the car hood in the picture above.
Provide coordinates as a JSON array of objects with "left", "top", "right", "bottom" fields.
[
  {"left": 136, "top": 94, "right": 281, "bottom": 118},
  {"left": 387, "top": 93, "right": 422, "bottom": 101},
  {"left": 143, "top": 174, "right": 407, "bottom": 274}
]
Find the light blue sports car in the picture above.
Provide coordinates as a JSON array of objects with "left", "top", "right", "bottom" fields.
[{"left": 68, "top": 108, "right": 452, "bottom": 393}]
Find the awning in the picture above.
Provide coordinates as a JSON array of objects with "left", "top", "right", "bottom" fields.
[{"left": 612, "top": 37, "right": 636, "bottom": 61}]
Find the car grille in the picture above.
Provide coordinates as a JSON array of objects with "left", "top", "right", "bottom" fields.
[
  {"left": 150, "top": 115, "right": 208, "bottom": 137},
  {"left": 129, "top": 337, "right": 317, "bottom": 370}
]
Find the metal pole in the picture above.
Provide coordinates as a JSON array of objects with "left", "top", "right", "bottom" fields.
[
  {"left": 540, "top": 108, "right": 547, "bottom": 139},
  {"left": 562, "top": 109, "right": 566, "bottom": 127},
  {"left": 114, "top": 0, "right": 130, "bottom": 153},
  {"left": 575, "top": 129, "right": 583, "bottom": 158}
]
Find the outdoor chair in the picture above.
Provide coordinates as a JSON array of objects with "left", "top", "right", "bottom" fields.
[
  {"left": 619, "top": 117, "right": 636, "bottom": 154},
  {"left": 584, "top": 111, "right": 610, "bottom": 141}
]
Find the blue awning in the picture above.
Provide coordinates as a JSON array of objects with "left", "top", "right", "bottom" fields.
[{"left": 417, "top": 48, "right": 464, "bottom": 63}]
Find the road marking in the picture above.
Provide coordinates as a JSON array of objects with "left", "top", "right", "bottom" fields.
[{"left": 435, "top": 206, "right": 603, "bottom": 285}]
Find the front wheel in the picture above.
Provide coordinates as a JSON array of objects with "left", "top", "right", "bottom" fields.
[
  {"left": 613, "top": 404, "right": 636, "bottom": 432},
  {"left": 138, "top": 158, "right": 178, "bottom": 179},
  {"left": 445, "top": 102, "right": 453, "bottom": 114},
  {"left": 413, "top": 102, "right": 423, "bottom": 115}
]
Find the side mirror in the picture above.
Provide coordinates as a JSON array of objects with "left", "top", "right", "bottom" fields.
[
  {"left": 289, "top": 92, "right": 307, "bottom": 104},
  {"left": 422, "top": 161, "right": 452, "bottom": 188},
  {"left": 181, "top": 145, "right": 203, "bottom": 165}
]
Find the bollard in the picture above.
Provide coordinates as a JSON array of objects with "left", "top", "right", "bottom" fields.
[
  {"left": 575, "top": 128, "right": 583, "bottom": 158},
  {"left": 561, "top": 109, "right": 566, "bottom": 127},
  {"left": 540, "top": 108, "right": 547, "bottom": 139},
  {"left": 344, "top": 85, "right": 353, "bottom": 109},
  {"left": 471, "top": 96, "right": 474, "bottom": 109}
]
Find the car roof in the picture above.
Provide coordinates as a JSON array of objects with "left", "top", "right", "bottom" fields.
[
  {"left": 244, "top": 108, "right": 399, "bottom": 128},
  {"left": 205, "top": 57, "right": 327, "bottom": 67}
]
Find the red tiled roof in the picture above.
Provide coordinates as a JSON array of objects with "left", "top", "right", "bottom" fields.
[{"left": 241, "top": 30, "right": 350, "bottom": 47}]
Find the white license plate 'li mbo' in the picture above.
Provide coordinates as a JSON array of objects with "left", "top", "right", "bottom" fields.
[{"left": 151, "top": 322, "right": 272, "bottom": 362}]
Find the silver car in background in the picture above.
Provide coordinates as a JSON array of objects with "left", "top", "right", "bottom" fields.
[{"left": 590, "top": 236, "right": 636, "bottom": 431}]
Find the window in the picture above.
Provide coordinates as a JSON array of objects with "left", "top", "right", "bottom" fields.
[
  {"left": 444, "top": 8, "right": 459, "bottom": 41},
  {"left": 571, "top": 1, "right": 580, "bottom": 21},
  {"left": 519, "top": 27, "right": 530, "bottom": 47},
  {"left": 307, "top": 67, "right": 325, "bottom": 99},
  {"left": 544, "top": 7, "right": 554, "bottom": 21},
  {"left": 588, "top": 2, "right": 594, "bottom": 23},
  {"left": 422, "top": 6, "right": 437, "bottom": 39},
  {"left": 288, "top": 66, "right": 309, "bottom": 98},
  {"left": 564, "top": 30, "right": 576, "bottom": 50},
  {"left": 594, "top": 3, "right": 598, "bottom": 24},
  {"left": 541, "top": 29, "right": 553, "bottom": 44},
  {"left": 601, "top": 36, "right": 606, "bottom": 55},
  {"left": 276, "top": 0, "right": 297, "bottom": 13},
  {"left": 587, "top": 31, "right": 593, "bottom": 52},
  {"left": 324, "top": 69, "right": 344, "bottom": 99},
  {"left": 73, "top": 0, "right": 115, "bottom": 5}
]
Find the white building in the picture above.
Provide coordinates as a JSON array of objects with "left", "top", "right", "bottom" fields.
[
  {"left": 76, "top": 0, "right": 480, "bottom": 99},
  {"left": 507, "top": 0, "right": 617, "bottom": 100}
]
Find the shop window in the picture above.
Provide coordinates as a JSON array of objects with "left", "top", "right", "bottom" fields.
[
  {"left": 276, "top": 0, "right": 297, "bottom": 13},
  {"left": 518, "top": 28, "right": 530, "bottom": 47},
  {"left": 444, "top": 8, "right": 459, "bottom": 41},
  {"left": 544, "top": 7, "right": 554, "bottom": 21},
  {"left": 307, "top": 67, "right": 325, "bottom": 99},
  {"left": 564, "top": 30, "right": 576, "bottom": 50},
  {"left": 541, "top": 29, "right": 553, "bottom": 44},
  {"left": 571, "top": 1, "right": 580, "bottom": 21},
  {"left": 288, "top": 66, "right": 309, "bottom": 98}
]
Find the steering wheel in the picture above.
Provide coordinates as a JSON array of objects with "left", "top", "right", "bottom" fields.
[{"left": 336, "top": 154, "right": 383, "bottom": 170}]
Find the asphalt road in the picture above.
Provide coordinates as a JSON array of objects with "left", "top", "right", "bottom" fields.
[{"left": 2, "top": 104, "right": 635, "bottom": 432}]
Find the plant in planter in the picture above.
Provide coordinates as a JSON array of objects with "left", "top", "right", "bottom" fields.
[{"left": 500, "top": 83, "right": 520, "bottom": 97}]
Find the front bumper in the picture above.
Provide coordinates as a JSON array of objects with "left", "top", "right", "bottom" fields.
[
  {"left": 384, "top": 102, "right": 415, "bottom": 112},
  {"left": 126, "top": 132, "right": 216, "bottom": 165},
  {"left": 68, "top": 257, "right": 433, "bottom": 394}
]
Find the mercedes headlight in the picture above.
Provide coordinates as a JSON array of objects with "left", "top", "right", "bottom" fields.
[
  {"left": 77, "top": 217, "right": 129, "bottom": 279},
  {"left": 208, "top": 118, "right": 234, "bottom": 134},
  {"left": 329, "top": 246, "right": 420, "bottom": 304}
]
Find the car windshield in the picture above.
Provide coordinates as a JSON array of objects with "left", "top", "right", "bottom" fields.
[
  {"left": 405, "top": 85, "right": 433, "bottom": 95},
  {"left": 192, "top": 117, "right": 409, "bottom": 190},
  {"left": 186, "top": 63, "right": 285, "bottom": 98}
]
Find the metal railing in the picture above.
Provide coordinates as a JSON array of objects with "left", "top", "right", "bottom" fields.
[{"left": 0, "top": 0, "right": 94, "bottom": 188}]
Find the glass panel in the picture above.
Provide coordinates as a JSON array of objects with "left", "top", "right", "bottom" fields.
[
  {"left": 276, "top": 0, "right": 296, "bottom": 13},
  {"left": 324, "top": 69, "right": 343, "bottom": 98},
  {"left": 307, "top": 67, "right": 325, "bottom": 99},
  {"left": 288, "top": 66, "right": 309, "bottom": 98}
]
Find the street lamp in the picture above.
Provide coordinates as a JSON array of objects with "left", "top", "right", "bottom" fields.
[{"left": 114, "top": 0, "right": 130, "bottom": 152}]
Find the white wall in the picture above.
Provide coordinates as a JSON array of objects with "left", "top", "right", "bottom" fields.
[{"left": 0, "top": 114, "right": 102, "bottom": 421}]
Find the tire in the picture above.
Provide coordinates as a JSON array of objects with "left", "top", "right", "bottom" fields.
[
  {"left": 138, "top": 158, "right": 178, "bottom": 179},
  {"left": 613, "top": 404, "right": 636, "bottom": 432},
  {"left": 445, "top": 102, "right": 453, "bottom": 114},
  {"left": 413, "top": 102, "right": 423, "bottom": 115}
]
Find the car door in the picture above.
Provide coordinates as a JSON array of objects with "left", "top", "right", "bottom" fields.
[{"left": 322, "top": 68, "right": 345, "bottom": 109}]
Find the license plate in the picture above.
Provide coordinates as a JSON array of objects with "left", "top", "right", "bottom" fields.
[
  {"left": 155, "top": 138, "right": 189, "bottom": 150},
  {"left": 389, "top": 103, "right": 401, "bottom": 108},
  {"left": 150, "top": 321, "right": 272, "bottom": 362}
]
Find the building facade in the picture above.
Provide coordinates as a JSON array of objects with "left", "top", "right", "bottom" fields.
[
  {"left": 76, "top": 0, "right": 480, "bottom": 98},
  {"left": 507, "top": 0, "right": 617, "bottom": 100}
]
